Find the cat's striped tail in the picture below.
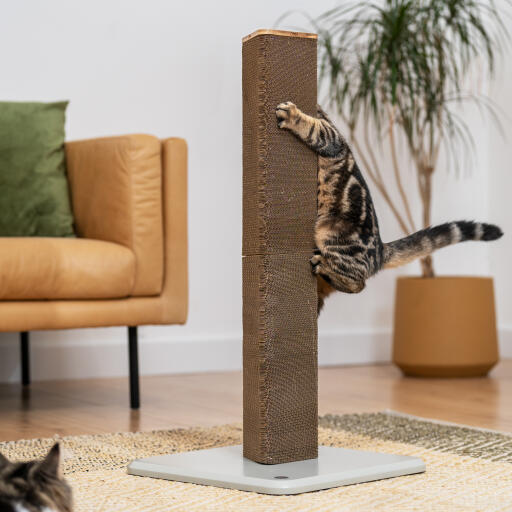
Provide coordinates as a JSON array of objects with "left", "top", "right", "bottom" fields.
[{"left": 382, "top": 221, "right": 503, "bottom": 269}]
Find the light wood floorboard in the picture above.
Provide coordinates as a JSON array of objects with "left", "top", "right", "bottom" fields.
[{"left": 0, "top": 361, "right": 510, "bottom": 441}]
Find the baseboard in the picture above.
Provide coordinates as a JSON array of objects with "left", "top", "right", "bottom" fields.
[
  {"left": 0, "top": 329, "right": 392, "bottom": 383},
  {"left": 0, "top": 327, "right": 509, "bottom": 383},
  {"left": 499, "top": 326, "right": 512, "bottom": 358},
  {"left": 318, "top": 329, "right": 392, "bottom": 366}
]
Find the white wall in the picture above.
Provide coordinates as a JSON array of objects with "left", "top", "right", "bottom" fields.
[
  {"left": 489, "top": 15, "right": 512, "bottom": 352},
  {"left": 0, "top": 0, "right": 508, "bottom": 382}
]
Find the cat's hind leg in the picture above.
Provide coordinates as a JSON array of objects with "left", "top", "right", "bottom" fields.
[
  {"left": 317, "top": 274, "right": 335, "bottom": 313},
  {"left": 311, "top": 252, "right": 366, "bottom": 294}
]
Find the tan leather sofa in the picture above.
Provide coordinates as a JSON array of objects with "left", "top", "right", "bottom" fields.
[{"left": 0, "top": 135, "right": 188, "bottom": 408}]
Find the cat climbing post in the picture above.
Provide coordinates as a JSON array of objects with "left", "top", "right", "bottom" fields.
[{"left": 127, "top": 30, "right": 425, "bottom": 494}]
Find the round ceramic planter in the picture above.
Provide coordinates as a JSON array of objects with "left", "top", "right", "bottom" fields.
[{"left": 392, "top": 276, "right": 498, "bottom": 377}]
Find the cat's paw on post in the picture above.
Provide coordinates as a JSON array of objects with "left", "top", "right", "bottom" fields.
[{"left": 276, "top": 101, "right": 299, "bottom": 128}]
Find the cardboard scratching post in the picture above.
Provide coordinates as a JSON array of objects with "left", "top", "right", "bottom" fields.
[
  {"left": 242, "top": 29, "right": 318, "bottom": 465},
  {"left": 127, "top": 30, "right": 425, "bottom": 495}
]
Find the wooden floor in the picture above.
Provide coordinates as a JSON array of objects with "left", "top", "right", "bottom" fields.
[{"left": 0, "top": 361, "right": 510, "bottom": 442}]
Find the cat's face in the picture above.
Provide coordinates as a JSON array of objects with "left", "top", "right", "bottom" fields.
[{"left": 0, "top": 443, "right": 72, "bottom": 512}]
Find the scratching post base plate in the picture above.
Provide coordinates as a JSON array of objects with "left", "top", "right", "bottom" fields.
[{"left": 128, "top": 445, "right": 425, "bottom": 495}]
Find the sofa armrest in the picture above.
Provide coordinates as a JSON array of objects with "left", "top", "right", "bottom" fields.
[
  {"left": 65, "top": 135, "right": 164, "bottom": 296},
  {"left": 159, "top": 138, "right": 188, "bottom": 323}
]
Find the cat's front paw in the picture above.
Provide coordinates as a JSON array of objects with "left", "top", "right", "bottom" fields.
[{"left": 276, "top": 101, "right": 299, "bottom": 129}]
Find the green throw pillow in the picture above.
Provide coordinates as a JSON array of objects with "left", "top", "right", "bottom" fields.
[{"left": 0, "top": 101, "right": 75, "bottom": 236}]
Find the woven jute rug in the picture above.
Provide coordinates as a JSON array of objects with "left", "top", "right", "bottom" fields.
[{"left": 1, "top": 412, "right": 511, "bottom": 511}]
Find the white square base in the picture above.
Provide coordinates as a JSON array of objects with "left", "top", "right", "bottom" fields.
[{"left": 128, "top": 445, "right": 425, "bottom": 495}]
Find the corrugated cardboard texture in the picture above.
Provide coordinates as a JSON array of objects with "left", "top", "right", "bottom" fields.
[{"left": 242, "top": 31, "right": 318, "bottom": 464}]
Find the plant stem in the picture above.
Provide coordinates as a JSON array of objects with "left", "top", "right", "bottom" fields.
[
  {"left": 418, "top": 161, "right": 435, "bottom": 278},
  {"left": 420, "top": 255, "right": 434, "bottom": 278},
  {"left": 388, "top": 109, "right": 416, "bottom": 233}
]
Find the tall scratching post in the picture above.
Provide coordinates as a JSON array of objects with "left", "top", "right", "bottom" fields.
[
  {"left": 127, "top": 30, "right": 425, "bottom": 495},
  {"left": 242, "top": 30, "right": 318, "bottom": 465}
]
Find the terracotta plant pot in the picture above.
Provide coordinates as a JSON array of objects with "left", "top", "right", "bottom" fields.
[{"left": 392, "top": 276, "right": 498, "bottom": 377}]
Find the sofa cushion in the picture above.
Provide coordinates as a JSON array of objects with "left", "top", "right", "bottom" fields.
[
  {"left": 0, "top": 101, "right": 75, "bottom": 236},
  {"left": 0, "top": 238, "right": 135, "bottom": 300}
]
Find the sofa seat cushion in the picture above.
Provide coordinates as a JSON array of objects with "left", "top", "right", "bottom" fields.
[{"left": 0, "top": 238, "right": 135, "bottom": 300}]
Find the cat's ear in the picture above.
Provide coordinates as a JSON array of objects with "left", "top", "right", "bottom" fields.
[
  {"left": 37, "top": 443, "right": 61, "bottom": 478},
  {"left": 0, "top": 451, "right": 10, "bottom": 470}
]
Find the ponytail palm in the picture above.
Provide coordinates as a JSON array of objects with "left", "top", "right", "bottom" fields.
[{"left": 312, "top": 0, "right": 508, "bottom": 276}]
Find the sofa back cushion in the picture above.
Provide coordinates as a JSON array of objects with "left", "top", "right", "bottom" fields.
[
  {"left": 65, "top": 135, "right": 164, "bottom": 296},
  {"left": 0, "top": 101, "right": 75, "bottom": 236}
]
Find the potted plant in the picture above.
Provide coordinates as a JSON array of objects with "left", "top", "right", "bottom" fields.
[{"left": 307, "top": 0, "right": 508, "bottom": 376}]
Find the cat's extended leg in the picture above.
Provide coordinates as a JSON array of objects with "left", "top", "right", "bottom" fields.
[
  {"left": 317, "top": 275, "right": 335, "bottom": 313},
  {"left": 311, "top": 252, "right": 366, "bottom": 294},
  {"left": 276, "top": 102, "right": 345, "bottom": 158}
]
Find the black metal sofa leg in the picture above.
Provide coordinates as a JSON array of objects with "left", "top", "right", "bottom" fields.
[
  {"left": 20, "top": 331, "right": 30, "bottom": 386},
  {"left": 128, "top": 326, "right": 140, "bottom": 409},
  {"left": 19, "top": 329, "right": 140, "bottom": 407}
]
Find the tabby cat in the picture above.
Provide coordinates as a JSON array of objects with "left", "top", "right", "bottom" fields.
[
  {"left": 0, "top": 443, "right": 72, "bottom": 512},
  {"left": 275, "top": 101, "right": 503, "bottom": 311}
]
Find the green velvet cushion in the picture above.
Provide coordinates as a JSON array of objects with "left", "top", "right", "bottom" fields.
[{"left": 0, "top": 101, "right": 75, "bottom": 236}]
